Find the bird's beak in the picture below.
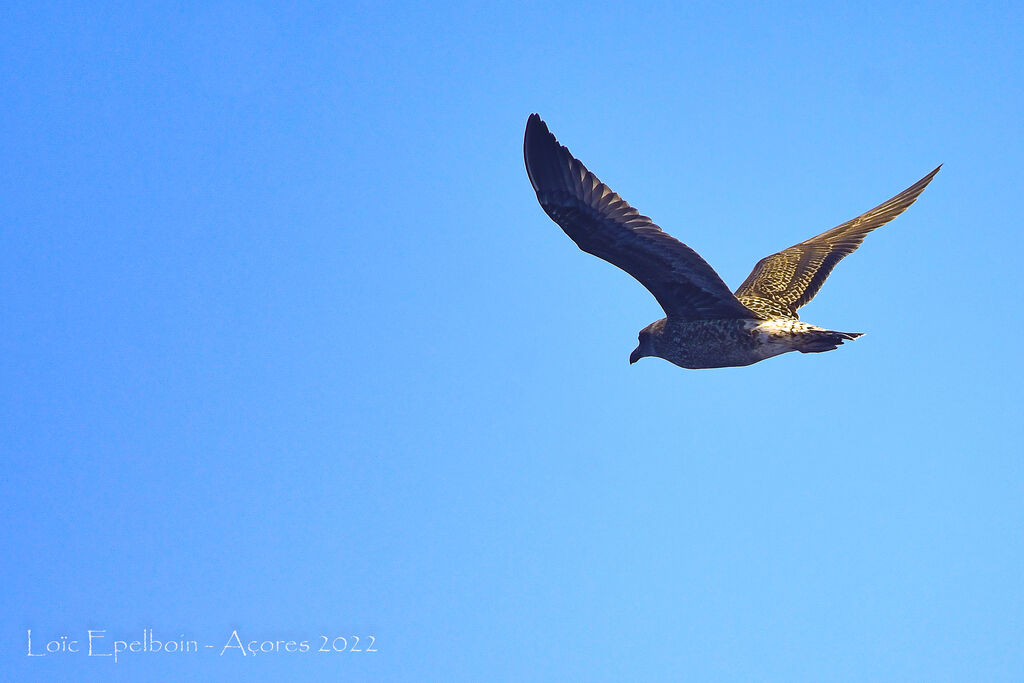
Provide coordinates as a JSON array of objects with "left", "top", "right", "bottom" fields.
[{"left": 629, "top": 347, "right": 642, "bottom": 364}]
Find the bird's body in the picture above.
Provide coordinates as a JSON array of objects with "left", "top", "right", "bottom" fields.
[
  {"left": 523, "top": 114, "right": 939, "bottom": 370},
  {"left": 636, "top": 318, "right": 861, "bottom": 370}
]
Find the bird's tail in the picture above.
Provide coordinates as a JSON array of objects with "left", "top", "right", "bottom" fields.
[{"left": 795, "top": 329, "right": 864, "bottom": 354}]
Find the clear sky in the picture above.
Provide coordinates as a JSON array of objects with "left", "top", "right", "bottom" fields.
[{"left": 2, "top": 2, "right": 1022, "bottom": 681}]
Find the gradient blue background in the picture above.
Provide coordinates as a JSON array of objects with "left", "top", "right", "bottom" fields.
[{"left": 3, "top": 2, "right": 1022, "bottom": 680}]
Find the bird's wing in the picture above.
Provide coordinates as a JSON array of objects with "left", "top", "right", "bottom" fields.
[
  {"left": 524, "top": 114, "right": 758, "bottom": 322},
  {"left": 734, "top": 166, "right": 940, "bottom": 319}
]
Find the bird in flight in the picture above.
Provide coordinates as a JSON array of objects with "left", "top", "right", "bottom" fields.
[{"left": 524, "top": 114, "right": 939, "bottom": 369}]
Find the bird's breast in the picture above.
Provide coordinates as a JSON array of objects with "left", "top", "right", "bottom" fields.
[{"left": 655, "top": 319, "right": 775, "bottom": 369}]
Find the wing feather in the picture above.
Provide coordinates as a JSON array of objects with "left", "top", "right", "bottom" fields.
[
  {"left": 524, "top": 114, "right": 758, "bottom": 322},
  {"left": 735, "top": 166, "right": 940, "bottom": 319}
]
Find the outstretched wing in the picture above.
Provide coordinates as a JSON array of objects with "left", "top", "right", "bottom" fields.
[
  {"left": 735, "top": 166, "right": 941, "bottom": 319},
  {"left": 524, "top": 114, "right": 758, "bottom": 322}
]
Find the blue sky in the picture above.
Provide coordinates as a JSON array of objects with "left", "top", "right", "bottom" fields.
[{"left": 2, "top": 1, "right": 1021, "bottom": 681}]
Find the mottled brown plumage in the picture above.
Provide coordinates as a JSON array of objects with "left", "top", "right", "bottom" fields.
[
  {"left": 524, "top": 114, "right": 939, "bottom": 369},
  {"left": 734, "top": 168, "right": 941, "bottom": 320}
]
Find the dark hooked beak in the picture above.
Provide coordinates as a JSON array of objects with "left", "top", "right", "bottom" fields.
[{"left": 629, "top": 347, "right": 642, "bottom": 364}]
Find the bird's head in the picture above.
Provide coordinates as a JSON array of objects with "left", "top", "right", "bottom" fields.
[{"left": 629, "top": 325, "right": 658, "bottom": 364}]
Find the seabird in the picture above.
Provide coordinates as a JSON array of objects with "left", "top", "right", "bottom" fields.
[{"left": 524, "top": 113, "right": 939, "bottom": 369}]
